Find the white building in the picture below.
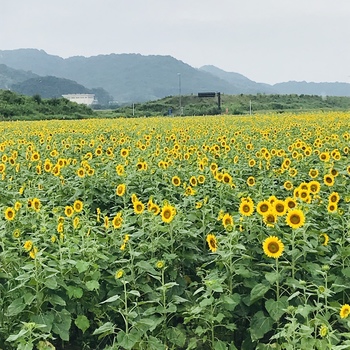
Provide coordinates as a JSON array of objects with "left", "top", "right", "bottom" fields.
[{"left": 62, "top": 94, "right": 96, "bottom": 106}]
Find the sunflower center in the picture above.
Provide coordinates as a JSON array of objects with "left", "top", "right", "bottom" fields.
[
  {"left": 268, "top": 242, "right": 279, "bottom": 253},
  {"left": 290, "top": 214, "right": 300, "bottom": 224},
  {"left": 260, "top": 204, "right": 269, "bottom": 212},
  {"left": 243, "top": 205, "right": 250, "bottom": 213},
  {"left": 266, "top": 214, "right": 275, "bottom": 223},
  {"left": 163, "top": 210, "right": 171, "bottom": 219},
  {"left": 276, "top": 204, "right": 284, "bottom": 213}
]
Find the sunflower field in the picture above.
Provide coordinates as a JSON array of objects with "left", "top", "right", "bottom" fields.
[{"left": 1, "top": 112, "right": 350, "bottom": 349}]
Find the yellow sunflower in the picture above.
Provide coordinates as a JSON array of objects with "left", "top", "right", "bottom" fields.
[
  {"left": 4, "top": 207, "right": 15, "bottom": 221},
  {"left": 239, "top": 201, "right": 254, "bottom": 217},
  {"left": 263, "top": 211, "right": 277, "bottom": 227},
  {"left": 112, "top": 212, "right": 123, "bottom": 229},
  {"left": 286, "top": 209, "right": 305, "bottom": 229},
  {"left": 172, "top": 176, "right": 181, "bottom": 187},
  {"left": 23, "top": 240, "right": 33, "bottom": 252},
  {"left": 328, "top": 192, "right": 340, "bottom": 204},
  {"left": 206, "top": 234, "right": 218, "bottom": 253},
  {"left": 222, "top": 213, "right": 234, "bottom": 229},
  {"left": 256, "top": 200, "right": 271, "bottom": 216},
  {"left": 320, "top": 233, "right": 329, "bottom": 246},
  {"left": 323, "top": 174, "right": 335, "bottom": 187},
  {"left": 133, "top": 200, "right": 145, "bottom": 215},
  {"left": 161, "top": 204, "right": 176, "bottom": 223},
  {"left": 263, "top": 236, "right": 284, "bottom": 259},
  {"left": 64, "top": 205, "right": 74, "bottom": 217},
  {"left": 116, "top": 184, "right": 126, "bottom": 197},
  {"left": 73, "top": 200, "right": 83, "bottom": 213},
  {"left": 340, "top": 304, "right": 350, "bottom": 319},
  {"left": 273, "top": 200, "right": 287, "bottom": 217}
]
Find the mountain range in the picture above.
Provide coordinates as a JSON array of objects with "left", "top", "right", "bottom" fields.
[{"left": 1, "top": 49, "right": 350, "bottom": 103}]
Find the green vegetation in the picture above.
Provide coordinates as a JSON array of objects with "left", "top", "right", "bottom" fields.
[
  {"left": 111, "top": 94, "right": 350, "bottom": 117},
  {"left": 0, "top": 90, "right": 95, "bottom": 120}
]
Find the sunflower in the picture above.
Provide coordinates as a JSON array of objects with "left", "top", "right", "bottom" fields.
[
  {"left": 273, "top": 200, "right": 287, "bottom": 216},
  {"left": 115, "top": 270, "right": 124, "bottom": 279},
  {"left": 222, "top": 213, "right": 234, "bottom": 229},
  {"left": 309, "top": 180, "right": 321, "bottom": 194},
  {"left": 289, "top": 168, "right": 298, "bottom": 177},
  {"left": 286, "top": 209, "right": 305, "bottom": 229},
  {"left": 120, "top": 148, "right": 129, "bottom": 157},
  {"left": 206, "top": 234, "right": 218, "bottom": 253},
  {"left": 256, "top": 200, "right": 271, "bottom": 216},
  {"left": 309, "top": 168, "right": 319, "bottom": 178},
  {"left": 156, "top": 260, "right": 165, "bottom": 269},
  {"left": 161, "top": 204, "right": 176, "bottom": 223},
  {"left": 5, "top": 207, "right": 15, "bottom": 221},
  {"left": 283, "top": 181, "right": 293, "bottom": 191},
  {"left": 263, "top": 211, "right": 277, "bottom": 227},
  {"left": 133, "top": 201, "right": 145, "bottom": 215},
  {"left": 149, "top": 203, "right": 161, "bottom": 215},
  {"left": 32, "top": 198, "right": 41, "bottom": 212},
  {"left": 116, "top": 184, "right": 126, "bottom": 197},
  {"left": 77, "top": 167, "right": 85, "bottom": 178},
  {"left": 185, "top": 186, "right": 196, "bottom": 196},
  {"left": 197, "top": 175, "right": 205, "bottom": 184},
  {"left": 319, "top": 324, "right": 328, "bottom": 338},
  {"left": 112, "top": 212, "right": 123, "bottom": 229},
  {"left": 57, "top": 222, "right": 64, "bottom": 233},
  {"left": 73, "top": 200, "right": 83, "bottom": 213},
  {"left": 172, "top": 176, "right": 181, "bottom": 187},
  {"left": 64, "top": 206, "right": 74, "bottom": 217},
  {"left": 222, "top": 173, "right": 232, "bottom": 185},
  {"left": 319, "top": 152, "right": 330, "bottom": 162},
  {"left": 29, "top": 247, "right": 38, "bottom": 259},
  {"left": 319, "top": 233, "right": 329, "bottom": 246},
  {"left": 239, "top": 201, "right": 254, "bottom": 217},
  {"left": 285, "top": 197, "right": 297, "bottom": 210},
  {"left": 246, "top": 176, "right": 256, "bottom": 187},
  {"left": 189, "top": 176, "right": 198, "bottom": 187},
  {"left": 263, "top": 236, "right": 284, "bottom": 259},
  {"left": 103, "top": 216, "right": 109, "bottom": 229},
  {"left": 323, "top": 174, "right": 335, "bottom": 187},
  {"left": 327, "top": 203, "right": 338, "bottom": 213},
  {"left": 329, "top": 192, "right": 340, "bottom": 204},
  {"left": 73, "top": 217, "right": 80, "bottom": 229},
  {"left": 24, "top": 240, "right": 33, "bottom": 252},
  {"left": 340, "top": 304, "right": 350, "bottom": 319}
]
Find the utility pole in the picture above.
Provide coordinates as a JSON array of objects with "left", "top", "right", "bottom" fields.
[{"left": 177, "top": 73, "right": 182, "bottom": 115}]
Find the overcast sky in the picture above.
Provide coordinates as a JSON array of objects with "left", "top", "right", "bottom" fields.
[{"left": 1, "top": 0, "right": 349, "bottom": 84}]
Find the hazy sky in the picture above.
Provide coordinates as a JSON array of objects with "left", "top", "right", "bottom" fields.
[{"left": 1, "top": 0, "right": 349, "bottom": 84}]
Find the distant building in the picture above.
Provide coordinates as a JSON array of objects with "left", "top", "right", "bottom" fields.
[{"left": 62, "top": 94, "right": 96, "bottom": 106}]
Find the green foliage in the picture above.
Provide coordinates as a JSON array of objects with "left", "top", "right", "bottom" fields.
[
  {"left": 112, "top": 93, "right": 350, "bottom": 117},
  {"left": 0, "top": 89, "right": 95, "bottom": 120}
]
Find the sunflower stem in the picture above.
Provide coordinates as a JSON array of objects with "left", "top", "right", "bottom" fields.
[{"left": 276, "top": 258, "right": 280, "bottom": 302}]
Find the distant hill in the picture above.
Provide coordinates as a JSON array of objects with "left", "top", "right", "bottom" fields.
[
  {"left": 273, "top": 81, "right": 350, "bottom": 97},
  {"left": 199, "top": 65, "right": 276, "bottom": 94},
  {"left": 10, "top": 75, "right": 113, "bottom": 105},
  {"left": 1, "top": 49, "right": 350, "bottom": 102},
  {"left": 0, "top": 63, "right": 38, "bottom": 89}
]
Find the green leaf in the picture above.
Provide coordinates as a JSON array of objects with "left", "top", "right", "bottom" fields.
[
  {"left": 92, "top": 322, "right": 114, "bottom": 335},
  {"left": 166, "top": 327, "right": 186, "bottom": 347},
  {"left": 31, "top": 312, "right": 55, "bottom": 333},
  {"left": 75, "top": 315, "right": 90, "bottom": 333},
  {"left": 76, "top": 260, "right": 90, "bottom": 273},
  {"left": 100, "top": 294, "right": 120, "bottom": 304},
  {"left": 265, "top": 271, "right": 280, "bottom": 284},
  {"left": 45, "top": 277, "right": 58, "bottom": 290},
  {"left": 250, "top": 283, "right": 270, "bottom": 303},
  {"left": 86, "top": 280, "right": 100, "bottom": 291},
  {"left": 214, "top": 340, "right": 228, "bottom": 350},
  {"left": 249, "top": 311, "right": 274, "bottom": 341},
  {"left": 265, "top": 296, "right": 288, "bottom": 321},
  {"left": 6, "top": 297, "right": 26, "bottom": 316},
  {"left": 117, "top": 330, "right": 140, "bottom": 349},
  {"left": 49, "top": 294, "right": 66, "bottom": 306},
  {"left": 6, "top": 329, "right": 28, "bottom": 342},
  {"left": 221, "top": 293, "right": 241, "bottom": 311},
  {"left": 52, "top": 309, "right": 71, "bottom": 341},
  {"left": 66, "top": 286, "right": 83, "bottom": 299}
]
